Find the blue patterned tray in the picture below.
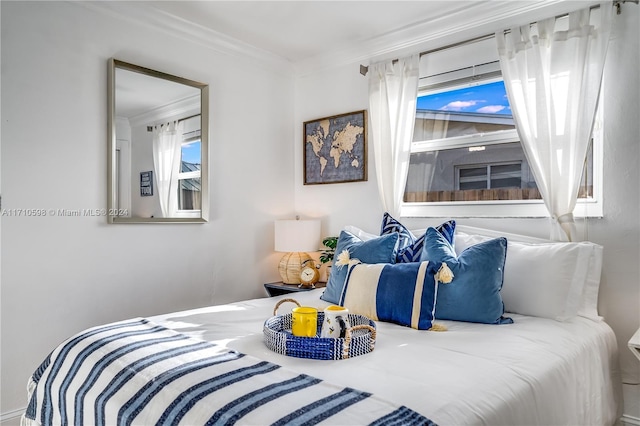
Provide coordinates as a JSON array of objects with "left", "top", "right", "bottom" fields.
[{"left": 263, "top": 299, "right": 376, "bottom": 360}]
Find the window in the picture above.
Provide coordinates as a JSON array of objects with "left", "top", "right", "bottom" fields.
[
  {"left": 457, "top": 162, "right": 523, "bottom": 191},
  {"left": 402, "top": 63, "right": 601, "bottom": 218},
  {"left": 176, "top": 115, "right": 201, "bottom": 214},
  {"left": 178, "top": 139, "right": 201, "bottom": 210}
]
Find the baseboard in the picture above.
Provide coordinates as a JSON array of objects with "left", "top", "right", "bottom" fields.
[
  {"left": 621, "top": 414, "right": 640, "bottom": 426},
  {"left": 0, "top": 407, "right": 24, "bottom": 424}
]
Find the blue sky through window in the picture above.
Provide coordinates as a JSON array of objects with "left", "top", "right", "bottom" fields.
[
  {"left": 417, "top": 80, "right": 511, "bottom": 116},
  {"left": 181, "top": 140, "right": 201, "bottom": 165}
]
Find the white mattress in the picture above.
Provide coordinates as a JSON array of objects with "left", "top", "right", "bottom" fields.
[{"left": 151, "top": 289, "right": 622, "bottom": 426}]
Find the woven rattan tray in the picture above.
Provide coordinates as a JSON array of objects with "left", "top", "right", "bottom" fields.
[{"left": 263, "top": 299, "right": 376, "bottom": 360}]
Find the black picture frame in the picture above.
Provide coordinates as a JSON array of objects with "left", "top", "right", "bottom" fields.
[
  {"left": 303, "top": 110, "right": 367, "bottom": 185},
  {"left": 140, "top": 171, "right": 153, "bottom": 196}
]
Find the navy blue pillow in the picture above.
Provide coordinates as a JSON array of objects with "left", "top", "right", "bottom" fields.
[
  {"left": 380, "top": 213, "right": 455, "bottom": 263},
  {"left": 421, "top": 227, "right": 513, "bottom": 325},
  {"left": 320, "top": 231, "right": 399, "bottom": 304}
]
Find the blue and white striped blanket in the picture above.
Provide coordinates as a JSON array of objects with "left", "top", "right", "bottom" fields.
[{"left": 24, "top": 318, "right": 435, "bottom": 426}]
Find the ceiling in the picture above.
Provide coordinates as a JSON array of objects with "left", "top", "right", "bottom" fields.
[
  {"left": 148, "top": 1, "right": 480, "bottom": 63},
  {"left": 92, "top": 1, "right": 600, "bottom": 75}
]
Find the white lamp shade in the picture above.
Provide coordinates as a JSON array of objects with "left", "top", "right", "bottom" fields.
[{"left": 274, "top": 219, "right": 321, "bottom": 252}]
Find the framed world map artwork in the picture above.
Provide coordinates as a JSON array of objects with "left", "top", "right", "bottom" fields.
[{"left": 303, "top": 110, "right": 367, "bottom": 185}]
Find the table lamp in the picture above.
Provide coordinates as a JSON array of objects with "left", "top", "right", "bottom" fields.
[{"left": 274, "top": 218, "right": 321, "bottom": 284}]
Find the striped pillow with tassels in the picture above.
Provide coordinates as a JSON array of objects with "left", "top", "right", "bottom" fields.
[{"left": 338, "top": 259, "right": 453, "bottom": 331}]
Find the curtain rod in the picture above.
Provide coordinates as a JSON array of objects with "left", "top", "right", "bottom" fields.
[
  {"left": 146, "top": 113, "right": 201, "bottom": 132},
  {"left": 359, "top": 0, "right": 637, "bottom": 76}
]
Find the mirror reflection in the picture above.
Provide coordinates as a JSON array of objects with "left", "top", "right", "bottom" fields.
[{"left": 108, "top": 59, "right": 208, "bottom": 223}]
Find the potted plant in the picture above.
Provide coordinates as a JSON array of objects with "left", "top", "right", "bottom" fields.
[
  {"left": 320, "top": 236, "right": 338, "bottom": 281},
  {"left": 320, "top": 236, "right": 338, "bottom": 264}
]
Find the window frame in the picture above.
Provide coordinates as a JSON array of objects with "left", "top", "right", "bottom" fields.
[
  {"left": 401, "top": 78, "right": 603, "bottom": 219},
  {"left": 174, "top": 131, "right": 202, "bottom": 219}
]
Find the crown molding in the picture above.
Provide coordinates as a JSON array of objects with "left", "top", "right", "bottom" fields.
[
  {"left": 128, "top": 95, "right": 200, "bottom": 128},
  {"left": 293, "top": 0, "right": 600, "bottom": 76},
  {"left": 74, "top": 1, "right": 295, "bottom": 76},
  {"left": 75, "top": 0, "right": 600, "bottom": 79}
]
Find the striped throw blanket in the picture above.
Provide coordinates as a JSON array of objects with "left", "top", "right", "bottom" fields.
[{"left": 23, "top": 318, "right": 435, "bottom": 425}]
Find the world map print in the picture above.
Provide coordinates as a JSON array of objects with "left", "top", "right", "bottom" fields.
[{"left": 304, "top": 111, "right": 367, "bottom": 184}]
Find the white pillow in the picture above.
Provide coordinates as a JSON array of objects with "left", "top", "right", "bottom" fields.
[
  {"left": 343, "top": 225, "right": 377, "bottom": 241},
  {"left": 454, "top": 231, "right": 599, "bottom": 321}
]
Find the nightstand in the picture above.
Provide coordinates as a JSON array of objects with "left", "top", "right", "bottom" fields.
[{"left": 264, "top": 281, "right": 326, "bottom": 297}]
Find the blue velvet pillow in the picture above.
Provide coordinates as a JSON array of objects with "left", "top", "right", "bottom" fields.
[
  {"left": 380, "top": 212, "right": 455, "bottom": 263},
  {"left": 320, "top": 231, "right": 398, "bottom": 304},
  {"left": 339, "top": 261, "right": 436, "bottom": 330},
  {"left": 421, "top": 227, "right": 513, "bottom": 325}
]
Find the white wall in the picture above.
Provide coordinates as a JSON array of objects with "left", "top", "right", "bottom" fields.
[
  {"left": 0, "top": 1, "right": 293, "bottom": 415},
  {"left": 129, "top": 122, "right": 159, "bottom": 218},
  {"left": 293, "top": 2, "right": 640, "bottom": 415},
  {"left": 294, "top": 66, "right": 383, "bottom": 235}
]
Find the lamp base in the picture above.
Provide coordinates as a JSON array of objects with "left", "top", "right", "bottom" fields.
[{"left": 278, "top": 252, "right": 312, "bottom": 284}]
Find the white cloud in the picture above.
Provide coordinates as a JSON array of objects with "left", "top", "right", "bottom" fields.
[
  {"left": 440, "top": 100, "right": 481, "bottom": 111},
  {"left": 476, "top": 105, "right": 506, "bottom": 114}
]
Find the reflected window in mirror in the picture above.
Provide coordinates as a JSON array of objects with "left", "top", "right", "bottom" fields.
[{"left": 178, "top": 115, "right": 202, "bottom": 213}]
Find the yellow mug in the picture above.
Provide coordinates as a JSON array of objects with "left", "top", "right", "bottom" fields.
[{"left": 291, "top": 306, "right": 318, "bottom": 337}]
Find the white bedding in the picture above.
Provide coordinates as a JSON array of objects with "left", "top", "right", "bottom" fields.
[{"left": 151, "top": 289, "right": 622, "bottom": 426}]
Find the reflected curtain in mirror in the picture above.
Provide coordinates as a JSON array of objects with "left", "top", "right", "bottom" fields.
[{"left": 152, "top": 121, "right": 183, "bottom": 217}]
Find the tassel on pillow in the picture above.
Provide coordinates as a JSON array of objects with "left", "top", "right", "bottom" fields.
[{"left": 429, "top": 262, "right": 454, "bottom": 332}]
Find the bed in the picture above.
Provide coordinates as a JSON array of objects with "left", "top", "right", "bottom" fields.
[{"left": 22, "top": 222, "right": 623, "bottom": 426}]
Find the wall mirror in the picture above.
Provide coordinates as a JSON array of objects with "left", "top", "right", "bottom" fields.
[{"left": 107, "top": 58, "right": 209, "bottom": 223}]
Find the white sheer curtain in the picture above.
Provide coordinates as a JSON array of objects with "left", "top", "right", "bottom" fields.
[
  {"left": 496, "top": 4, "right": 611, "bottom": 241},
  {"left": 368, "top": 55, "right": 420, "bottom": 218},
  {"left": 152, "top": 121, "right": 183, "bottom": 217}
]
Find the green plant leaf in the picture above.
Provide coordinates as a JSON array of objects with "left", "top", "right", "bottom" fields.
[{"left": 320, "top": 236, "right": 338, "bottom": 263}]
